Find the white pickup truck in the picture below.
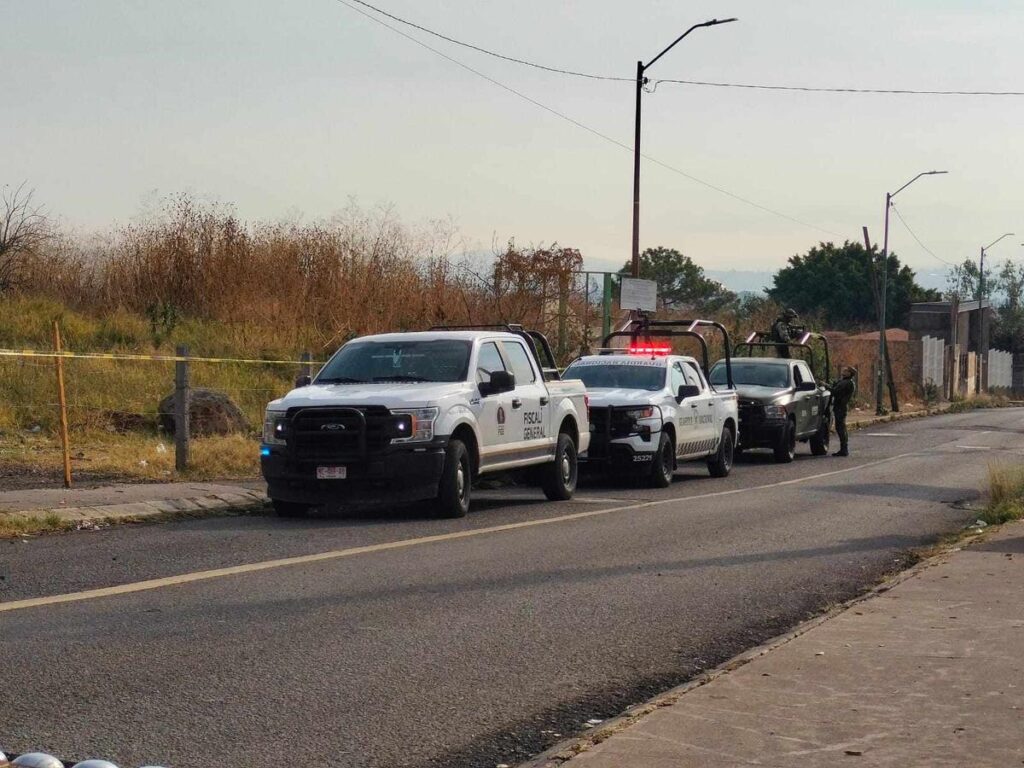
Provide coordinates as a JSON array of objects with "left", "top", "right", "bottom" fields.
[
  {"left": 562, "top": 319, "right": 738, "bottom": 487},
  {"left": 261, "top": 326, "right": 590, "bottom": 518}
]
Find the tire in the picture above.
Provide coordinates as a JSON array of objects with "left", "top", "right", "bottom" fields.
[
  {"left": 649, "top": 431, "right": 675, "bottom": 488},
  {"left": 272, "top": 500, "right": 310, "bottom": 518},
  {"left": 810, "top": 416, "right": 831, "bottom": 456},
  {"left": 436, "top": 438, "right": 471, "bottom": 518},
  {"left": 773, "top": 420, "right": 796, "bottom": 463},
  {"left": 541, "top": 432, "right": 578, "bottom": 501},
  {"left": 707, "top": 427, "right": 734, "bottom": 478}
]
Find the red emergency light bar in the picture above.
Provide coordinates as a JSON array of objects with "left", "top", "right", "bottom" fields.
[{"left": 628, "top": 344, "right": 671, "bottom": 356}]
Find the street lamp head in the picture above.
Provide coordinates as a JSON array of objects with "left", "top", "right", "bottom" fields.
[
  {"left": 708, "top": 17, "right": 739, "bottom": 24},
  {"left": 927, "top": 170, "right": 948, "bottom": 175}
]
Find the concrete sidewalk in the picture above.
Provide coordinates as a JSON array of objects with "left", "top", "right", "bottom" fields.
[
  {"left": 0, "top": 479, "right": 266, "bottom": 523},
  {"left": 536, "top": 521, "right": 1024, "bottom": 768}
]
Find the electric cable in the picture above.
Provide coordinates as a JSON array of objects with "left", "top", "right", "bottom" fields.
[
  {"left": 335, "top": 0, "right": 845, "bottom": 238},
  {"left": 890, "top": 204, "right": 955, "bottom": 267}
]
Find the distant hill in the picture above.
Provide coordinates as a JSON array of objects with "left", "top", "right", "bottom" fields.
[
  {"left": 705, "top": 270, "right": 773, "bottom": 294},
  {"left": 707, "top": 267, "right": 952, "bottom": 296}
]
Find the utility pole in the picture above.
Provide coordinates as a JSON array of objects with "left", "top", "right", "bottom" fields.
[
  {"left": 630, "top": 18, "right": 738, "bottom": 279},
  {"left": 875, "top": 170, "right": 948, "bottom": 414}
]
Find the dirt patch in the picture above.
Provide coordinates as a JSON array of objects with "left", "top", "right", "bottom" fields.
[{"left": 0, "top": 461, "right": 139, "bottom": 492}]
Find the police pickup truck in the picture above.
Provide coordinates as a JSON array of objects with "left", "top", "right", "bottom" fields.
[
  {"left": 562, "top": 319, "right": 738, "bottom": 487},
  {"left": 709, "top": 330, "right": 832, "bottom": 463},
  {"left": 261, "top": 325, "right": 589, "bottom": 518}
]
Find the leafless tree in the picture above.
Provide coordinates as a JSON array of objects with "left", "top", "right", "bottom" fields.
[{"left": 0, "top": 182, "right": 50, "bottom": 292}]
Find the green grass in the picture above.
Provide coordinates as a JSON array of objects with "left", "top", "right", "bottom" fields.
[
  {"left": 0, "top": 296, "right": 296, "bottom": 480},
  {"left": 0, "top": 512, "right": 73, "bottom": 538},
  {"left": 979, "top": 464, "right": 1024, "bottom": 525}
]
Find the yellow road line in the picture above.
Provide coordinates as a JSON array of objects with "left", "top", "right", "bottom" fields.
[{"left": 0, "top": 453, "right": 918, "bottom": 615}]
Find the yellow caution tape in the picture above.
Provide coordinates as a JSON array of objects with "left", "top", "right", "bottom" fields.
[{"left": 0, "top": 349, "right": 322, "bottom": 365}]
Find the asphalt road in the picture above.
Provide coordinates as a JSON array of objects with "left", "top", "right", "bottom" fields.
[{"left": 2, "top": 409, "right": 1021, "bottom": 768}]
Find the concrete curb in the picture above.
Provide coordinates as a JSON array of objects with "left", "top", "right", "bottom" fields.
[
  {"left": 0, "top": 487, "right": 268, "bottom": 528},
  {"left": 516, "top": 493, "right": 989, "bottom": 767}
]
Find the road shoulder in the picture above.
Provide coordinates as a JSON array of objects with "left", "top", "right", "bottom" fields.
[{"left": 525, "top": 519, "right": 1024, "bottom": 767}]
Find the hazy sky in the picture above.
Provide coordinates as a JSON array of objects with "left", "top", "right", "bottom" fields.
[{"left": 5, "top": 1, "right": 1023, "bottom": 281}]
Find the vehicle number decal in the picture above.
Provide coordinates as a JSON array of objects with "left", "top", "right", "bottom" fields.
[{"left": 633, "top": 454, "right": 653, "bottom": 462}]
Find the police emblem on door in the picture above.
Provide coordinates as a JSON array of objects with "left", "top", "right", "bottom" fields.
[{"left": 497, "top": 406, "right": 506, "bottom": 436}]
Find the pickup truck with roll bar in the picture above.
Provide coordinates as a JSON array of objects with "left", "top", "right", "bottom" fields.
[
  {"left": 561, "top": 318, "right": 739, "bottom": 486},
  {"left": 261, "top": 324, "right": 590, "bottom": 518},
  {"left": 708, "top": 330, "right": 833, "bottom": 463}
]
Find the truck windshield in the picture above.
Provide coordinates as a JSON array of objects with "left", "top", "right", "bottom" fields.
[
  {"left": 710, "top": 362, "right": 790, "bottom": 389},
  {"left": 562, "top": 362, "right": 664, "bottom": 391},
  {"left": 316, "top": 340, "right": 472, "bottom": 384}
]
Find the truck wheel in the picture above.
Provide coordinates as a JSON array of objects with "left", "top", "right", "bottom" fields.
[
  {"left": 810, "top": 416, "right": 831, "bottom": 456},
  {"left": 649, "top": 431, "right": 675, "bottom": 488},
  {"left": 773, "top": 420, "right": 796, "bottom": 463},
  {"left": 436, "top": 439, "right": 471, "bottom": 518},
  {"left": 272, "top": 500, "right": 310, "bottom": 518},
  {"left": 707, "top": 427, "right": 734, "bottom": 478},
  {"left": 542, "top": 432, "right": 578, "bottom": 501}
]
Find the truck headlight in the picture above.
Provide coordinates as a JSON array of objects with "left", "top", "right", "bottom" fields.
[
  {"left": 392, "top": 407, "right": 439, "bottom": 443},
  {"left": 263, "top": 411, "right": 288, "bottom": 445},
  {"left": 764, "top": 404, "right": 787, "bottom": 419},
  {"left": 624, "top": 406, "right": 656, "bottom": 420}
]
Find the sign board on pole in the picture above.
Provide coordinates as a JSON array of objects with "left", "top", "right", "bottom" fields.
[{"left": 619, "top": 278, "right": 658, "bottom": 312}]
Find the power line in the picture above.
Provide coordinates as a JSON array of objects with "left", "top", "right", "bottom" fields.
[
  {"left": 335, "top": 0, "right": 845, "bottom": 239},
  {"left": 344, "top": 0, "right": 630, "bottom": 82},
  {"left": 655, "top": 79, "right": 1024, "bottom": 97},
  {"left": 345, "top": 0, "right": 1024, "bottom": 97},
  {"left": 890, "top": 204, "right": 955, "bottom": 267}
]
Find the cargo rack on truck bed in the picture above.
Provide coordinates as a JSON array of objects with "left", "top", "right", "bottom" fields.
[
  {"left": 599, "top": 317, "right": 735, "bottom": 390},
  {"left": 429, "top": 324, "right": 561, "bottom": 381}
]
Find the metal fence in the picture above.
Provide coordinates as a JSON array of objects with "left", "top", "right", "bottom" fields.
[
  {"left": 988, "top": 348, "right": 1014, "bottom": 390},
  {"left": 921, "top": 335, "right": 945, "bottom": 391}
]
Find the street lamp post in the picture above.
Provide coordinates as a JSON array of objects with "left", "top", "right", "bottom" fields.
[
  {"left": 875, "top": 170, "right": 948, "bottom": 415},
  {"left": 630, "top": 18, "right": 738, "bottom": 278},
  {"left": 975, "top": 232, "right": 1015, "bottom": 393}
]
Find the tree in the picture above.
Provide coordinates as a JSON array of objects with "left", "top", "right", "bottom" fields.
[
  {"left": 0, "top": 182, "right": 50, "bottom": 293},
  {"left": 991, "top": 260, "right": 1024, "bottom": 354},
  {"left": 619, "top": 246, "right": 736, "bottom": 312},
  {"left": 768, "top": 241, "right": 939, "bottom": 329},
  {"left": 944, "top": 259, "right": 980, "bottom": 302}
]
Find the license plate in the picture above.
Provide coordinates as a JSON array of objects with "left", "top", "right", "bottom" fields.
[{"left": 316, "top": 466, "right": 347, "bottom": 480}]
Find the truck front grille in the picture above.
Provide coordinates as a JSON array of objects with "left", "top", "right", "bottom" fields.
[{"left": 286, "top": 406, "right": 394, "bottom": 462}]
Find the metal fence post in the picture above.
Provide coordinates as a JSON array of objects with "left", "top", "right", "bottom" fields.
[
  {"left": 174, "top": 344, "right": 190, "bottom": 472},
  {"left": 602, "top": 273, "right": 612, "bottom": 340}
]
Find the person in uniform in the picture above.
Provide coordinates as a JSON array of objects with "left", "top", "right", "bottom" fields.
[
  {"left": 830, "top": 366, "right": 857, "bottom": 457},
  {"left": 769, "top": 308, "right": 800, "bottom": 358}
]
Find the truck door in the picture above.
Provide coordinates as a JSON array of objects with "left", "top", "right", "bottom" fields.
[
  {"left": 680, "top": 361, "right": 717, "bottom": 454},
  {"left": 500, "top": 339, "right": 550, "bottom": 459},
  {"left": 792, "top": 362, "right": 813, "bottom": 435},
  {"left": 795, "top": 360, "right": 821, "bottom": 434},
  {"left": 475, "top": 341, "right": 517, "bottom": 465}
]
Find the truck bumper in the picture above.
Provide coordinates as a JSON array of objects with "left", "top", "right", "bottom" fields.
[
  {"left": 261, "top": 443, "right": 447, "bottom": 506},
  {"left": 582, "top": 433, "right": 658, "bottom": 472},
  {"left": 738, "top": 419, "right": 787, "bottom": 449}
]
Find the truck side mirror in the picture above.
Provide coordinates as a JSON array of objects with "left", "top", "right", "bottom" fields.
[
  {"left": 294, "top": 374, "right": 312, "bottom": 388},
  {"left": 480, "top": 370, "right": 516, "bottom": 397},
  {"left": 797, "top": 380, "right": 817, "bottom": 392},
  {"left": 676, "top": 384, "right": 700, "bottom": 402}
]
